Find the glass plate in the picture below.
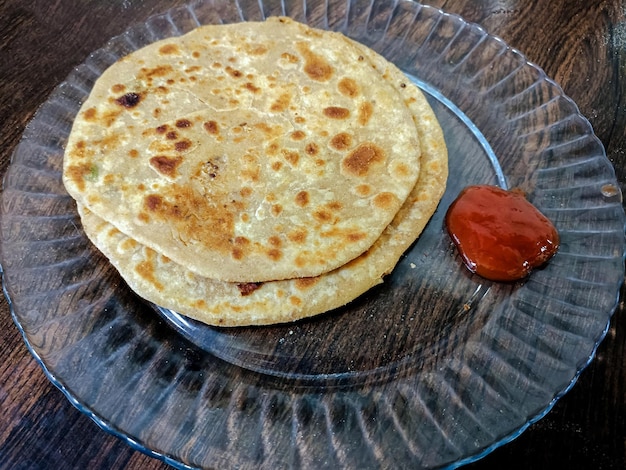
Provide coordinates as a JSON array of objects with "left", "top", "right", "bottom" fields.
[{"left": 2, "top": 0, "right": 624, "bottom": 468}]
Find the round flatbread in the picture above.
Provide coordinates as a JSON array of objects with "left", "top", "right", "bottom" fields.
[
  {"left": 63, "top": 17, "right": 422, "bottom": 282},
  {"left": 76, "top": 48, "right": 447, "bottom": 326}
]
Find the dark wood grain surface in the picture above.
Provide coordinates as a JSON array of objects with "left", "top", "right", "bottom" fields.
[{"left": 1, "top": 0, "right": 624, "bottom": 468}]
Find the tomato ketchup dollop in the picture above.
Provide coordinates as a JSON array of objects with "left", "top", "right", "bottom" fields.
[{"left": 445, "top": 185, "right": 559, "bottom": 282}]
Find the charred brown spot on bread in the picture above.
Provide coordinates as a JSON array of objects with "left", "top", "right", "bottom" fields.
[
  {"left": 254, "top": 122, "right": 280, "bottom": 137},
  {"left": 338, "top": 77, "right": 359, "bottom": 98},
  {"left": 244, "top": 82, "right": 260, "bottom": 93},
  {"left": 357, "top": 101, "right": 374, "bottom": 126},
  {"left": 267, "top": 142, "right": 280, "bottom": 155},
  {"left": 268, "top": 235, "right": 282, "bottom": 248},
  {"left": 295, "top": 190, "right": 309, "bottom": 207},
  {"left": 231, "top": 248, "right": 243, "bottom": 260},
  {"left": 288, "top": 228, "right": 307, "bottom": 244},
  {"left": 323, "top": 106, "right": 350, "bottom": 119},
  {"left": 65, "top": 163, "right": 95, "bottom": 191},
  {"left": 305, "top": 142, "right": 319, "bottom": 156},
  {"left": 71, "top": 140, "right": 89, "bottom": 161},
  {"left": 237, "top": 282, "right": 263, "bottom": 296},
  {"left": 326, "top": 200, "right": 343, "bottom": 211},
  {"left": 139, "top": 65, "right": 174, "bottom": 81},
  {"left": 342, "top": 143, "right": 385, "bottom": 177},
  {"left": 313, "top": 207, "right": 334, "bottom": 223},
  {"left": 330, "top": 132, "right": 353, "bottom": 151},
  {"left": 144, "top": 185, "right": 238, "bottom": 256},
  {"left": 203, "top": 120, "right": 219, "bottom": 135},
  {"left": 233, "top": 236, "right": 250, "bottom": 247},
  {"left": 166, "top": 131, "right": 178, "bottom": 140},
  {"left": 393, "top": 162, "right": 411, "bottom": 179},
  {"left": 271, "top": 204, "right": 283, "bottom": 216},
  {"left": 144, "top": 194, "right": 163, "bottom": 211},
  {"left": 320, "top": 226, "right": 365, "bottom": 243},
  {"left": 245, "top": 43, "right": 268, "bottom": 55},
  {"left": 115, "top": 92, "right": 142, "bottom": 108},
  {"left": 83, "top": 107, "right": 97, "bottom": 121},
  {"left": 270, "top": 92, "right": 292, "bottom": 112},
  {"left": 158, "top": 44, "right": 180, "bottom": 55},
  {"left": 266, "top": 248, "right": 282, "bottom": 261},
  {"left": 156, "top": 124, "right": 168, "bottom": 134},
  {"left": 119, "top": 239, "right": 139, "bottom": 251},
  {"left": 93, "top": 132, "right": 123, "bottom": 151},
  {"left": 347, "top": 231, "right": 367, "bottom": 242},
  {"left": 175, "top": 119, "right": 192, "bottom": 128},
  {"left": 372, "top": 192, "right": 398, "bottom": 210},
  {"left": 291, "top": 130, "right": 306, "bottom": 141},
  {"left": 120, "top": 237, "right": 139, "bottom": 251},
  {"left": 135, "top": 249, "right": 164, "bottom": 291},
  {"left": 294, "top": 277, "right": 319, "bottom": 289},
  {"left": 225, "top": 66, "right": 243, "bottom": 78},
  {"left": 111, "top": 84, "right": 126, "bottom": 93},
  {"left": 283, "top": 150, "right": 299, "bottom": 166},
  {"left": 149, "top": 156, "right": 183, "bottom": 178},
  {"left": 280, "top": 52, "right": 299, "bottom": 63},
  {"left": 100, "top": 108, "right": 123, "bottom": 127},
  {"left": 296, "top": 42, "right": 334, "bottom": 82},
  {"left": 294, "top": 254, "right": 306, "bottom": 268},
  {"left": 175, "top": 139, "right": 192, "bottom": 152},
  {"left": 355, "top": 183, "right": 371, "bottom": 197}
]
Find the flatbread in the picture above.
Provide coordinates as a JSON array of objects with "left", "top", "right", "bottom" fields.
[
  {"left": 63, "top": 17, "right": 423, "bottom": 282},
  {"left": 76, "top": 53, "right": 447, "bottom": 326}
]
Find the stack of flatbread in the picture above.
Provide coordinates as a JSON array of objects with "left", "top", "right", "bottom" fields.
[{"left": 63, "top": 17, "right": 448, "bottom": 326}]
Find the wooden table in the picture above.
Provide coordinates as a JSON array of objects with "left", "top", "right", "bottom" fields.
[{"left": 1, "top": 0, "right": 624, "bottom": 468}]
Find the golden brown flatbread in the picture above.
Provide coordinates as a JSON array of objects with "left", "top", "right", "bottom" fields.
[
  {"left": 76, "top": 52, "right": 447, "bottom": 325},
  {"left": 63, "top": 17, "right": 424, "bottom": 283}
]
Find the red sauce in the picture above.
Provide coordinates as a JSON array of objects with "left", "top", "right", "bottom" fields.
[{"left": 445, "top": 185, "right": 559, "bottom": 282}]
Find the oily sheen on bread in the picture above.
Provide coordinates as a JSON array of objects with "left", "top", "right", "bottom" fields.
[{"left": 63, "top": 17, "right": 424, "bottom": 283}]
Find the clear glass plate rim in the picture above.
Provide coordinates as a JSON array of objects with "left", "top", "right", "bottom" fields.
[{"left": 1, "top": 1, "right": 624, "bottom": 469}]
